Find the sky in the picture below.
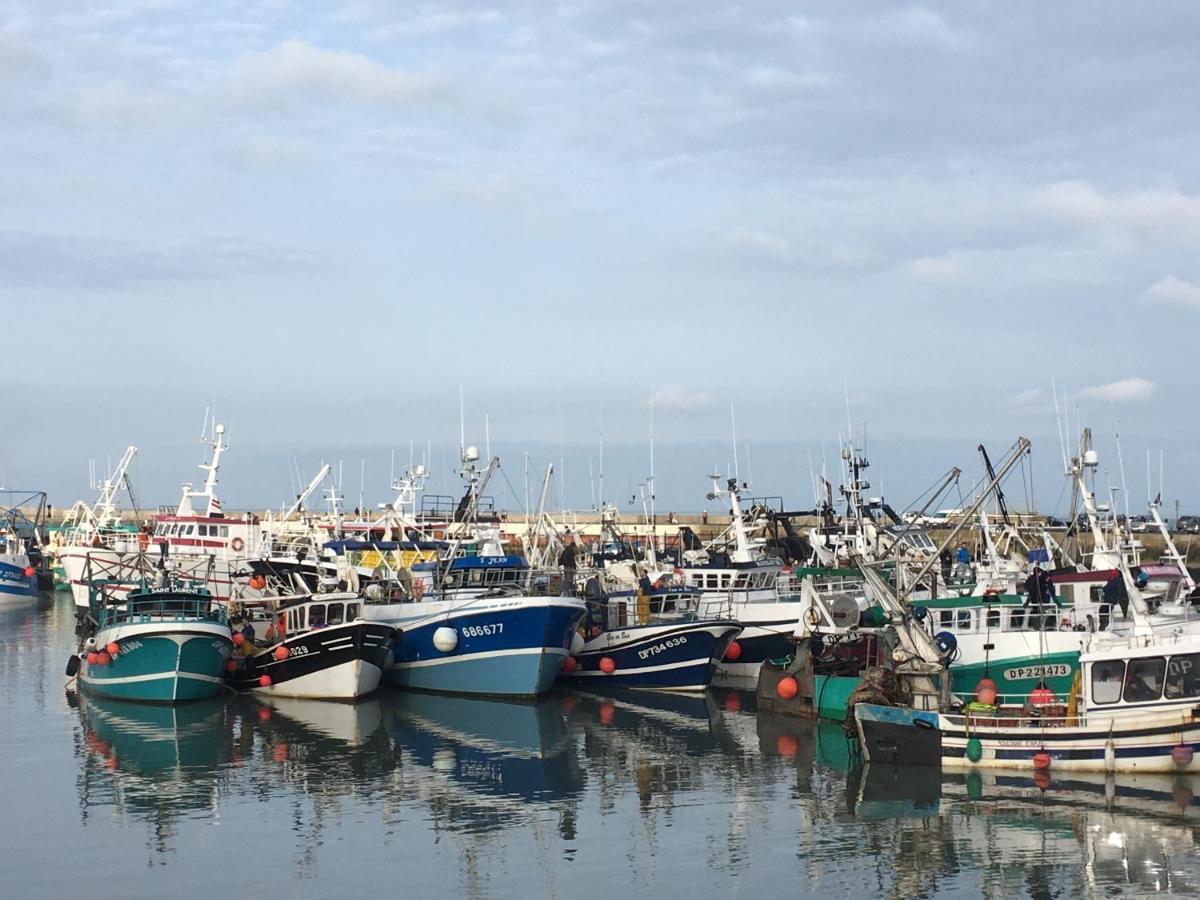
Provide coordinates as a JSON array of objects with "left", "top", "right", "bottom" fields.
[{"left": 2, "top": 2, "right": 1200, "bottom": 517}]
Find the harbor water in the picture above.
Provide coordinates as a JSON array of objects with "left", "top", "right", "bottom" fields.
[{"left": 5, "top": 594, "right": 1200, "bottom": 897}]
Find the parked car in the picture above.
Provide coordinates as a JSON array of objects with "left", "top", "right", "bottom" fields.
[
  {"left": 1127, "top": 515, "right": 1149, "bottom": 533},
  {"left": 1177, "top": 515, "right": 1200, "bottom": 534}
]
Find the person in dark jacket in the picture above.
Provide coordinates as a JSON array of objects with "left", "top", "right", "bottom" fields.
[
  {"left": 558, "top": 534, "right": 578, "bottom": 596},
  {"left": 1103, "top": 571, "right": 1129, "bottom": 624},
  {"left": 1023, "top": 567, "right": 1054, "bottom": 630}
]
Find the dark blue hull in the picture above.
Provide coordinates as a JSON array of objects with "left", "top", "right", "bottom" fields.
[{"left": 562, "top": 620, "right": 741, "bottom": 691}]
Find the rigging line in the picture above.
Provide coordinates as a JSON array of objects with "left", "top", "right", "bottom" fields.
[{"left": 496, "top": 463, "right": 528, "bottom": 516}]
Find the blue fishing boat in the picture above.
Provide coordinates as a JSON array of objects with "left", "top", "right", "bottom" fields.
[
  {"left": 0, "top": 490, "right": 50, "bottom": 601},
  {"left": 561, "top": 584, "right": 741, "bottom": 691},
  {"left": 365, "top": 571, "right": 587, "bottom": 697},
  {"left": 71, "top": 573, "right": 234, "bottom": 703}
]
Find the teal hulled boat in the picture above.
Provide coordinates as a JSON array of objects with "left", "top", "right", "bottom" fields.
[{"left": 74, "top": 580, "right": 233, "bottom": 703}]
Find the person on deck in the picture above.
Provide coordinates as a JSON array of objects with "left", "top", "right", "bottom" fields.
[
  {"left": 1102, "top": 571, "right": 1131, "bottom": 625},
  {"left": 1023, "top": 566, "right": 1054, "bottom": 630},
  {"left": 558, "top": 533, "right": 578, "bottom": 596}
]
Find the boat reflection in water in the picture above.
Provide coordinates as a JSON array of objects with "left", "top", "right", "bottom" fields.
[
  {"left": 384, "top": 690, "right": 584, "bottom": 836},
  {"left": 68, "top": 679, "right": 1200, "bottom": 895},
  {"left": 849, "top": 761, "right": 1200, "bottom": 895},
  {"left": 73, "top": 692, "right": 234, "bottom": 855}
]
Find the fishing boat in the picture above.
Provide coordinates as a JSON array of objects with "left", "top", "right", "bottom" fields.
[
  {"left": 365, "top": 582, "right": 586, "bottom": 697},
  {"left": 59, "top": 422, "right": 265, "bottom": 611},
  {"left": 70, "top": 566, "right": 234, "bottom": 703},
  {"left": 560, "top": 580, "right": 742, "bottom": 691},
  {"left": 227, "top": 591, "right": 396, "bottom": 700},
  {"left": 0, "top": 490, "right": 50, "bottom": 601},
  {"left": 361, "top": 448, "right": 588, "bottom": 698},
  {"left": 47, "top": 447, "right": 140, "bottom": 594},
  {"left": 855, "top": 632, "right": 1200, "bottom": 773},
  {"left": 0, "top": 522, "right": 37, "bottom": 601},
  {"left": 676, "top": 476, "right": 802, "bottom": 679}
]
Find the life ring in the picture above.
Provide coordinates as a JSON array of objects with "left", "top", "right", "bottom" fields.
[
  {"left": 411, "top": 578, "right": 425, "bottom": 600},
  {"left": 231, "top": 537, "right": 245, "bottom": 552}
]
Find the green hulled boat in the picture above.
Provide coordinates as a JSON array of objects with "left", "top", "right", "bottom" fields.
[{"left": 74, "top": 580, "right": 233, "bottom": 703}]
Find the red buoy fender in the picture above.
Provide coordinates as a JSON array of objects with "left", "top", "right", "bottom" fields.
[{"left": 776, "top": 676, "right": 799, "bottom": 700}]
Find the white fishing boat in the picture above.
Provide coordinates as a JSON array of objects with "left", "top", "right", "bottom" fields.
[
  {"left": 59, "top": 421, "right": 263, "bottom": 611},
  {"left": 675, "top": 475, "right": 804, "bottom": 679}
]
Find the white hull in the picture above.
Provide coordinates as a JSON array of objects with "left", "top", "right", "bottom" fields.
[{"left": 252, "top": 658, "right": 381, "bottom": 700}]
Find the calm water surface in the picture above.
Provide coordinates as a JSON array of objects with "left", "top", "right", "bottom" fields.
[{"left": 4, "top": 595, "right": 1200, "bottom": 898}]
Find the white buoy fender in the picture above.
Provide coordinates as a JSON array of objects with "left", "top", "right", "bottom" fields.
[{"left": 433, "top": 626, "right": 458, "bottom": 653}]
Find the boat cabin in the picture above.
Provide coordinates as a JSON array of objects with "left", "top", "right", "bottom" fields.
[
  {"left": 1051, "top": 566, "right": 1189, "bottom": 619},
  {"left": 680, "top": 559, "right": 781, "bottom": 595},
  {"left": 596, "top": 585, "right": 702, "bottom": 630},
  {"left": 280, "top": 594, "right": 363, "bottom": 637},
  {"left": 1083, "top": 640, "right": 1200, "bottom": 712},
  {"left": 912, "top": 593, "right": 1094, "bottom": 637}
]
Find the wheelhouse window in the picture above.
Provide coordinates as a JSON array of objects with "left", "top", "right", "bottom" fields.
[
  {"left": 308, "top": 605, "right": 326, "bottom": 628},
  {"left": 985, "top": 608, "right": 1000, "bottom": 629},
  {"left": 1122, "top": 657, "right": 1166, "bottom": 703},
  {"left": 956, "top": 610, "right": 973, "bottom": 631},
  {"left": 1165, "top": 653, "right": 1200, "bottom": 700},
  {"left": 327, "top": 602, "right": 345, "bottom": 626},
  {"left": 346, "top": 603, "right": 359, "bottom": 621},
  {"left": 1091, "top": 659, "right": 1125, "bottom": 704},
  {"left": 219, "top": 526, "right": 229, "bottom": 538},
  {"left": 938, "top": 610, "right": 954, "bottom": 630}
]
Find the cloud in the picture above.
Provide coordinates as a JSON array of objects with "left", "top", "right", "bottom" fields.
[
  {"left": 644, "top": 385, "right": 716, "bottom": 413},
  {"left": 864, "top": 7, "right": 975, "bottom": 50},
  {"left": 1077, "top": 377, "right": 1155, "bottom": 403},
  {"left": 376, "top": 9, "right": 504, "bottom": 38},
  {"left": 1002, "top": 387, "right": 1051, "bottom": 413},
  {"left": 1142, "top": 275, "right": 1200, "bottom": 309},
  {"left": 224, "top": 40, "right": 452, "bottom": 112},
  {"left": 1036, "top": 180, "right": 1200, "bottom": 243},
  {"left": 904, "top": 254, "right": 967, "bottom": 284},
  {"left": 52, "top": 81, "right": 181, "bottom": 130},
  {"left": 0, "top": 232, "right": 316, "bottom": 291}
]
